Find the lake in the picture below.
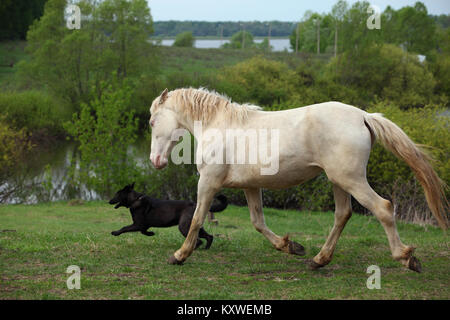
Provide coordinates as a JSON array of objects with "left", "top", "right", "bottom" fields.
[{"left": 153, "top": 38, "right": 292, "bottom": 52}]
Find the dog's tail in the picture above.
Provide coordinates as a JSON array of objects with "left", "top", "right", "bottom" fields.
[{"left": 209, "top": 195, "right": 228, "bottom": 212}]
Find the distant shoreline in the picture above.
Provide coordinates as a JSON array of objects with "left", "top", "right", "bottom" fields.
[{"left": 150, "top": 36, "right": 290, "bottom": 40}]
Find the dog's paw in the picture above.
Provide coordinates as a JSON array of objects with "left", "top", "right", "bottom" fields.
[{"left": 111, "top": 231, "right": 120, "bottom": 236}]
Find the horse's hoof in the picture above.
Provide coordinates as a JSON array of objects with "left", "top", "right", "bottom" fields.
[
  {"left": 408, "top": 256, "right": 422, "bottom": 273},
  {"left": 307, "top": 259, "right": 324, "bottom": 270},
  {"left": 288, "top": 241, "right": 306, "bottom": 256},
  {"left": 168, "top": 255, "right": 184, "bottom": 265}
]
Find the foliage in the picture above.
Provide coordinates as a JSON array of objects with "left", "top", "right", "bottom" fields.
[
  {"left": 289, "top": 11, "right": 335, "bottom": 54},
  {"left": 16, "top": 0, "right": 158, "bottom": 108},
  {"left": 217, "top": 56, "right": 295, "bottom": 106},
  {"left": 0, "top": 90, "right": 72, "bottom": 134},
  {"left": 0, "top": 115, "right": 32, "bottom": 202},
  {"left": 325, "top": 43, "right": 436, "bottom": 108},
  {"left": 0, "top": 0, "right": 47, "bottom": 40},
  {"left": 64, "top": 79, "right": 140, "bottom": 198},
  {"left": 0, "top": 116, "right": 30, "bottom": 170},
  {"left": 221, "top": 31, "right": 256, "bottom": 50},
  {"left": 173, "top": 31, "right": 195, "bottom": 47}
]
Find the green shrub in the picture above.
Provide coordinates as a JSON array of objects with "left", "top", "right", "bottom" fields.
[
  {"left": 173, "top": 32, "right": 195, "bottom": 47},
  {"left": 0, "top": 115, "right": 32, "bottom": 202},
  {"left": 64, "top": 79, "right": 140, "bottom": 198},
  {"left": 221, "top": 31, "right": 255, "bottom": 49},
  {"left": 326, "top": 44, "right": 436, "bottom": 108},
  {"left": 218, "top": 56, "right": 296, "bottom": 106},
  {"left": 0, "top": 90, "right": 72, "bottom": 134}
]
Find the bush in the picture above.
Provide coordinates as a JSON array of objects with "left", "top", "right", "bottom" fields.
[
  {"left": 218, "top": 56, "right": 296, "bottom": 106},
  {"left": 325, "top": 44, "right": 436, "bottom": 108},
  {"left": 173, "top": 32, "right": 195, "bottom": 47},
  {"left": 0, "top": 90, "right": 72, "bottom": 134},
  {"left": 64, "top": 79, "right": 141, "bottom": 198},
  {"left": 0, "top": 116, "right": 32, "bottom": 202},
  {"left": 221, "top": 31, "right": 255, "bottom": 49}
]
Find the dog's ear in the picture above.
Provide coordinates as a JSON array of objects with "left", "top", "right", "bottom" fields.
[
  {"left": 159, "top": 88, "right": 169, "bottom": 104},
  {"left": 130, "top": 182, "right": 135, "bottom": 190}
]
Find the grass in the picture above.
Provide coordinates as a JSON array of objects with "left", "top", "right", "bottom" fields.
[
  {"left": 157, "top": 45, "right": 330, "bottom": 75},
  {"left": 0, "top": 41, "right": 27, "bottom": 86},
  {"left": 0, "top": 202, "right": 448, "bottom": 300}
]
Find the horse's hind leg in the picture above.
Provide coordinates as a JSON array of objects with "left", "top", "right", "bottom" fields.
[
  {"left": 310, "top": 184, "right": 352, "bottom": 269},
  {"left": 338, "top": 178, "right": 421, "bottom": 272},
  {"left": 244, "top": 188, "right": 305, "bottom": 256}
]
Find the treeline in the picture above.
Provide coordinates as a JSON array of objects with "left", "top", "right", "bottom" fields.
[
  {"left": 289, "top": 1, "right": 449, "bottom": 56},
  {"left": 153, "top": 21, "right": 295, "bottom": 37},
  {"left": 0, "top": 0, "right": 47, "bottom": 40}
]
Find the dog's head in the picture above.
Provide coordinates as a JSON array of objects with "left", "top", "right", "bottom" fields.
[{"left": 108, "top": 182, "right": 135, "bottom": 209}]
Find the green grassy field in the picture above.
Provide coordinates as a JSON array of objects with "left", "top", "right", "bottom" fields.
[
  {"left": 0, "top": 201, "right": 448, "bottom": 300},
  {"left": 0, "top": 41, "right": 27, "bottom": 86}
]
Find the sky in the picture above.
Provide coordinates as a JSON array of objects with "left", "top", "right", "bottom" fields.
[{"left": 147, "top": 0, "right": 450, "bottom": 21}]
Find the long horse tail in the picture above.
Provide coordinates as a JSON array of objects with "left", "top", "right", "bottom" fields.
[{"left": 364, "top": 113, "right": 448, "bottom": 230}]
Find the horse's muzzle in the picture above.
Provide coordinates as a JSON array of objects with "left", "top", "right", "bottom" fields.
[{"left": 151, "top": 154, "right": 167, "bottom": 169}]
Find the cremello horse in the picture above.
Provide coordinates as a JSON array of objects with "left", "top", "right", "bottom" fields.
[{"left": 149, "top": 88, "right": 448, "bottom": 272}]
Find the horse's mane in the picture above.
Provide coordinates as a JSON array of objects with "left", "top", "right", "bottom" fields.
[{"left": 153, "top": 88, "right": 262, "bottom": 124}]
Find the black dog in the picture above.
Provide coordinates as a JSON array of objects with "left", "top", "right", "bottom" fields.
[{"left": 108, "top": 183, "right": 227, "bottom": 249}]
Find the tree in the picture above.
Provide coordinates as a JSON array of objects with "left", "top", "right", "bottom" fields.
[
  {"left": 222, "top": 31, "right": 255, "bottom": 49},
  {"left": 394, "top": 2, "right": 437, "bottom": 55},
  {"left": 331, "top": 0, "right": 348, "bottom": 56},
  {"left": 64, "top": 79, "right": 140, "bottom": 197},
  {"left": 173, "top": 31, "right": 195, "bottom": 47},
  {"left": 16, "top": 0, "right": 158, "bottom": 107},
  {"left": 289, "top": 12, "right": 334, "bottom": 54},
  {"left": 0, "top": 0, "right": 47, "bottom": 40}
]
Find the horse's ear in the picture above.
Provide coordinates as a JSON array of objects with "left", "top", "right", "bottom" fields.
[{"left": 159, "top": 88, "right": 169, "bottom": 104}]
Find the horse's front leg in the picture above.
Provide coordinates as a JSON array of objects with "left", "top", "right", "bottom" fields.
[
  {"left": 168, "top": 176, "right": 219, "bottom": 265},
  {"left": 244, "top": 188, "right": 305, "bottom": 256}
]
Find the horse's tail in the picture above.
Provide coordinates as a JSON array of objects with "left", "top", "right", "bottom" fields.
[{"left": 364, "top": 113, "right": 448, "bottom": 230}]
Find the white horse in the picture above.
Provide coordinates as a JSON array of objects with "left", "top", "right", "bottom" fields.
[{"left": 149, "top": 88, "right": 448, "bottom": 272}]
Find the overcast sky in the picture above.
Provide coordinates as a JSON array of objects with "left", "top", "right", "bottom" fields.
[{"left": 147, "top": 0, "right": 449, "bottom": 21}]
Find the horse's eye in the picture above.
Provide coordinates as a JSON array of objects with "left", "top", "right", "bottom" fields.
[{"left": 150, "top": 120, "right": 155, "bottom": 127}]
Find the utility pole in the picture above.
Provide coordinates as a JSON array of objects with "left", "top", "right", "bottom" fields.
[
  {"left": 242, "top": 23, "right": 246, "bottom": 49},
  {"left": 334, "top": 24, "right": 338, "bottom": 57},
  {"left": 220, "top": 24, "right": 223, "bottom": 46},
  {"left": 267, "top": 22, "right": 271, "bottom": 51},
  {"left": 295, "top": 23, "right": 299, "bottom": 54},
  {"left": 316, "top": 18, "right": 320, "bottom": 55}
]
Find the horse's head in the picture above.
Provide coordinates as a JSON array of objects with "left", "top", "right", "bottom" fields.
[{"left": 149, "top": 88, "right": 180, "bottom": 169}]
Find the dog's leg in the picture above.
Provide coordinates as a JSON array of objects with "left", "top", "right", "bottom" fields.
[
  {"left": 199, "top": 228, "right": 213, "bottom": 250},
  {"left": 141, "top": 230, "right": 155, "bottom": 236},
  {"left": 111, "top": 224, "right": 141, "bottom": 236}
]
